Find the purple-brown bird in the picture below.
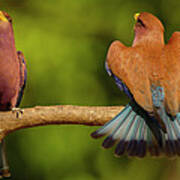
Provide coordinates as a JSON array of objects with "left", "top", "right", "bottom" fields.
[
  {"left": 91, "top": 12, "right": 180, "bottom": 157},
  {"left": 0, "top": 11, "right": 27, "bottom": 178}
]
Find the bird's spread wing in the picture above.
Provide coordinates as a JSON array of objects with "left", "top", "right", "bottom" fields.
[
  {"left": 106, "top": 40, "right": 153, "bottom": 112},
  {"left": 162, "top": 32, "right": 180, "bottom": 116},
  {"left": 15, "top": 51, "right": 27, "bottom": 107}
]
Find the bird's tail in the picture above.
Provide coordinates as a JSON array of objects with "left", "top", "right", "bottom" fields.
[
  {"left": 0, "top": 139, "right": 11, "bottom": 179},
  {"left": 91, "top": 102, "right": 180, "bottom": 157}
]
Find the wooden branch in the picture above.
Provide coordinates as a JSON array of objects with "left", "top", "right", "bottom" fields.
[{"left": 0, "top": 105, "right": 124, "bottom": 141}]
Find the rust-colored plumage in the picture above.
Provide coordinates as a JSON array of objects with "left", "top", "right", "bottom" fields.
[
  {"left": 0, "top": 11, "right": 27, "bottom": 178},
  {"left": 92, "top": 12, "right": 180, "bottom": 157}
]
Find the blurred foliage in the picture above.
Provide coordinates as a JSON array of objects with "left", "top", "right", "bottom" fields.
[{"left": 0, "top": 0, "right": 180, "bottom": 179}]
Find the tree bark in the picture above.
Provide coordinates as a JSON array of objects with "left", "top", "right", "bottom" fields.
[{"left": 0, "top": 105, "right": 124, "bottom": 141}]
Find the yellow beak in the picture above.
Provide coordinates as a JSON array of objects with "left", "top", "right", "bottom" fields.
[
  {"left": 134, "top": 13, "right": 140, "bottom": 21},
  {"left": 0, "top": 11, "right": 8, "bottom": 22}
]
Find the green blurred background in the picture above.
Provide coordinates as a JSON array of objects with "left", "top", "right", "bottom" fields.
[{"left": 1, "top": 0, "right": 180, "bottom": 179}]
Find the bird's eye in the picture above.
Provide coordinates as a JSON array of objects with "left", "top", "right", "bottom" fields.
[
  {"left": 137, "top": 18, "right": 145, "bottom": 27},
  {"left": 5, "top": 15, "right": 12, "bottom": 23}
]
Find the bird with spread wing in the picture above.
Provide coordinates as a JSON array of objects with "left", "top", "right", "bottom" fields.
[{"left": 91, "top": 12, "right": 180, "bottom": 157}]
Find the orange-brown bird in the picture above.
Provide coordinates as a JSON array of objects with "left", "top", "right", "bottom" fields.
[
  {"left": 91, "top": 12, "right": 180, "bottom": 157},
  {"left": 0, "top": 12, "right": 27, "bottom": 178}
]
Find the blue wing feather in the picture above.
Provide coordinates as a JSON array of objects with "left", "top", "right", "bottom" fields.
[
  {"left": 15, "top": 51, "right": 27, "bottom": 107},
  {"left": 105, "top": 61, "right": 133, "bottom": 99}
]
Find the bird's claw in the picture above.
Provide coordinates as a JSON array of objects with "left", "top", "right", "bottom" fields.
[{"left": 12, "top": 108, "right": 24, "bottom": 118}]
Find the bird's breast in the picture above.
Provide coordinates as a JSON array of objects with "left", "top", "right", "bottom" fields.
[{"left": 0, "top": 55, "right": 20, "bottom": 107}]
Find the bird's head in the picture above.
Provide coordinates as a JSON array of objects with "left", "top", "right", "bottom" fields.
[
  {"left": 133, "top": 12, "right": 164, "bottom": 46},
  {"left": 0, "top": 11, "right": 13, "bottom": 37},
  {"left": 0, "top": 11, "right": 12, "bottom": 23}
]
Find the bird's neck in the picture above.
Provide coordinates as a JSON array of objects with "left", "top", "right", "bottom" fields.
[
  {"left": 0, "top": 25, "right": 15, "bottom": 50},
  {"left": 132, "top": 31, "right": 164, "bottom": 49}
]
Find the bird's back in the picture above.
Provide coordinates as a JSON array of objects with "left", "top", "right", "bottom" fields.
[{"left": 107, "top": 41, "right": 165, "bottom": 113}]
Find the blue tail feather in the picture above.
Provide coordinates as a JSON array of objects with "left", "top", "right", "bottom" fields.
[
  {"left": 102, "top": 107, "right": 133, "bottom": 148},
  {"left": 112, "top": 111, "right": 136, "bottom": 140},
  {"left": 91, "top": 102, "right": 180, "bottom": 157},
  {"left": 166, "top": 121, "right": 177, "bottom": 155},
  {"left": 133, "top": 119, "right": 146, "bottom": 157},
  {"left": 172, "top": 121, "right": 180, "bottom": 155},
  {"left": 126, "top": 116, "right": 141, "bottom": 156},
  {"left": 114, "top": 114, "right": 138, "bottom": 156},
  {"left": 91, "top": 102, "right": 160, "bottom": 157},
  {"left": 163, "top": 115, "right": 180, "bottom": 156},
  {"left": 91, "top": 105, "right": 131, "bottom": 139},
  {"left": 136, "top": 120, "right": 147, "bottom": 157}
]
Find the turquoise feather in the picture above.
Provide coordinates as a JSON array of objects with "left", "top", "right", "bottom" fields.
[{"left": 91, "top": 102, "right": 180, "bottom": 157}]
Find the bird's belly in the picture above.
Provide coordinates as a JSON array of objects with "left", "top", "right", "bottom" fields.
[{"left": 0, "top": 70, "right": 19, "bottom": 109}]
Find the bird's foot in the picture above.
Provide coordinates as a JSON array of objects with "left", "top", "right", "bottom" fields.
[{"left": 12, "top": 108, "right": 24, "bottom": 118}]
